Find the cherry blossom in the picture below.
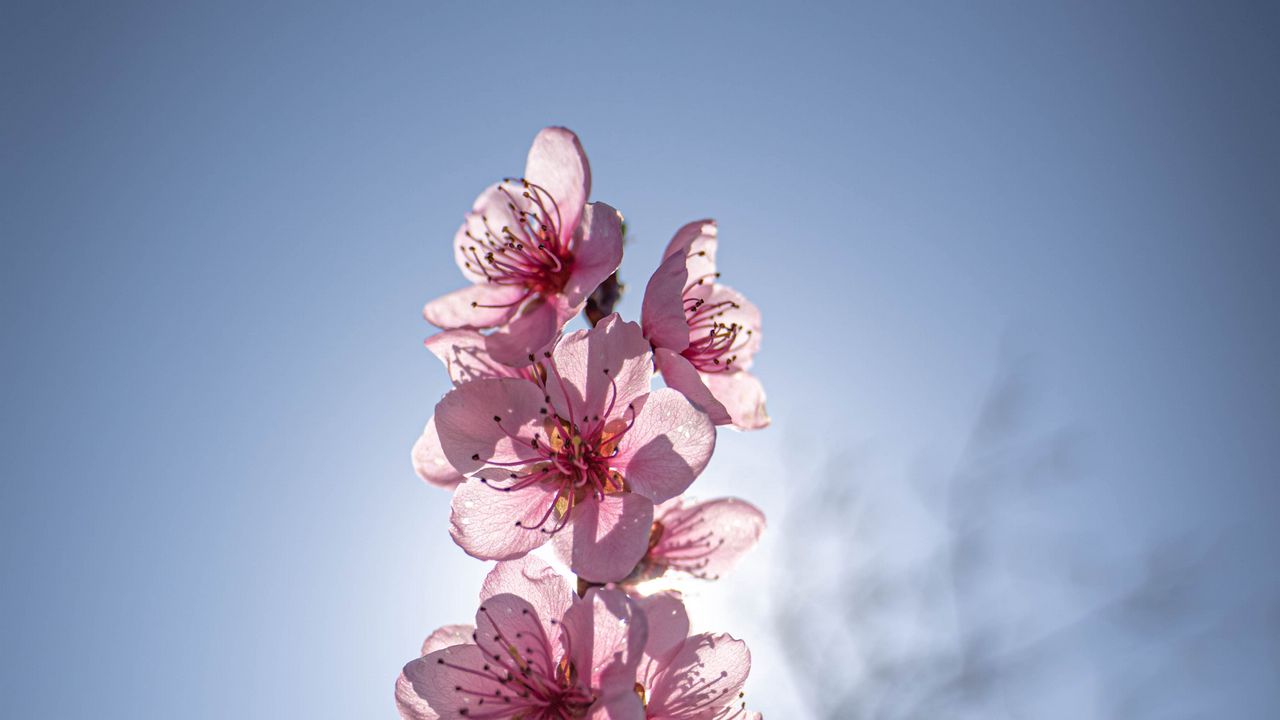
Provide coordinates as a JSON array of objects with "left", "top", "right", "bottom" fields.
[
  {"left": 620, "top": 497, "right": 765, "bottom": 588},
  {"left": 634, "top": 593, "right": 760, "bottom": 720},
  {"left": 641, "top": 220, "right": 768, "bottom": 430},
  {"left": 397, "top": 556, "right": 649, "bottom": 720},
  {"left": 434, "top": 315, "right": 716, "bottom": 582},
  {"left": 423, "top": 127, "right": 623, "bottom": 366}
]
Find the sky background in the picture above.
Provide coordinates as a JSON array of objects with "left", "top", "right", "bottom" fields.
[{"left": 3, "top": 2, "right": 1278, "bottom": 718}]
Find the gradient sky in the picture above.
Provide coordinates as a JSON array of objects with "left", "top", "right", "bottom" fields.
[{"left": 3, "top": 2, "right": 1278, "bottom": 718}]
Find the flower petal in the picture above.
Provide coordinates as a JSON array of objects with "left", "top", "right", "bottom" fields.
[
  {"left": 614, "top": 388, "right": 716, "bottom": 503},
  {"left": 422, "top": 283, "right": 527, "bottom": 330},
  {"left": 636, "top": 592, "right": 691, "bottom": 671},
  {"left": 481, "top": 556, "right": 574, "bottom": 650},
  {"left": 524, "top": 127, "right": 590, "bottom": 246},
  {"left": 652, "top": 497, "right": 766, "bottom": 580},
  {"left": 424, "top": 329, "right": 527, "bottom": 385},
  {"left": 587, "top": 692, "right": 646, "bottom": 720},
  {"left": 473, "top": 593, "right": 560, "bottom": 692},
  {"left": 448, "top": 477, "right": 556, "bottom": 561},
  {"left": 421, "top": 624, "right": 476, "bottom": 657},
  {"left": 484, "top": 296, "right": 562, "bottom": 368},
  {"left": 395, "top": 662, "right": 440, "bottom": 720},
  {"left": 411, "top": 417, "right": 465, "bottom": 489},
  {"left": 548, "top": 314, "right": 653, "bottom": 422},
  {"left": 563, "top": 493, "right": 655, "bottom": 583},
  {"left": 561, "top": 202, "right": 623, "bottom": 309},
  {"left": 433, "top": 377, "right": 546, "bottom": 473},
  {"left": 646, "top": 634, "right": 752, "bottom": 720},
  {"left": 653, "top": 349, "right": 731, "bottom": 426},
  {"left": 641, "top": 250, "right": 693, "bottom": 352},
  {"left": 563, "top": 588, "right": 647, "bottom": 697},
  {"left": 411, "top": 644, "right": 518, "bottom": 720},
  {"left": 661, "top": 219, "right": 717, "bottom": 276},
  {"left": 703, "top": 371, "right": 770, "bottom": 430}
]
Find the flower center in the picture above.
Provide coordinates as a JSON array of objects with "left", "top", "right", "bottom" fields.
[
  {"left": 482, "top": 361, "right": 637, "bottom": 534},
  {"left": 459, "top": 179, "right": 574, "bottom": 304},
  {"left": 680, "top": 291, "right": 752, "bottom": 373}
]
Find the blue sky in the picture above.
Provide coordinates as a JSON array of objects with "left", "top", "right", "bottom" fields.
[{"left": 3, "top": 2, "right": 1278, "bottom": 717}]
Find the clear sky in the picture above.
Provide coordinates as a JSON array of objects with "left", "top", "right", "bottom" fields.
[{"left": 3, "top": 2, "right": 1278, "bottom": 718}]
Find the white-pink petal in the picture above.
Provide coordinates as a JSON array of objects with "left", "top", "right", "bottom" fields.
[{"left": 614, "top": 388, "right": 716, "bottom": 504}]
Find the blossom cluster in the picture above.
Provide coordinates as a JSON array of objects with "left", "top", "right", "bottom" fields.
[{"left": 398, "top": 127, "right": 769, "bottom": 719}]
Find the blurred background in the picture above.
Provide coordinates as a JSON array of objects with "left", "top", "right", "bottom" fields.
[{"left": 3, "top": 2, "right": 1278, "bottom": 717}]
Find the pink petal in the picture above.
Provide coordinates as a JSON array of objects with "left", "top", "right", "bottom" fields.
[
  {"left": 473, "top": 593, "right": 560, "bottom": 691},
  {"left": 561, "top": 202, "right": 624, "bottom": 309},
  {"left": 484, "top": 296, "right": 562, "bottom": 367},
  {"left": 395, "top": 664, "right": 439, "bottom": 720},
  {"left": 587, "top": 692, "right": 645, "bottom": 720},
  {"left": 411, "top": 644, "right": 518, "bottom": 720},
  {"left": 424, "top": 329, "right": 526, "bottom": 385},
  {"left": 562, "top": 588, "right": 647, "bottom": 696},
  {"left": 645, "top": 633, "right": 752, "bottom": 720},
  {"left": 524, "top": 127, "right": 590, "bottom": 247},
  {"left": 652, "top": 497, "right": 766, "bottom": 580},
  {"left": 660, "top": 219, "right": 717, "bottom": 273},
  {"left": 411, "top": 417, "right": 465, "bottom": 489},
  {"left": 448, "top": 477, "right": 556, "bottom": 561},
  {"left": 547, "top": 314, "right": 653, "bottom": 423},
  {"left": 433, "top": 377, "right": 545, "bottom": 473},
  {"left": 703, "top": 371, "right": 770, "bottom": 430},
  {"left": 422, "top": 283, "right": 527, "bottom": 330},
  {"left": 420, "top": 624, "right": 476, "bottom": 656},
  {"left": 562, "top": 493, "right": 655, "bottom": 583},
  {"left": 614, "top": 388, "right": 716, "bottom": 504},
  {"left": 480, "top": 556, "right": 574, "bottom": 650},
  {"left": 635, "top": 592, "right": 691, "bottom": 670},
  {"left": 641, "top": 250, "right": 693, "bottom": 352},
  {"left": 653, "top": 349, "right": 731, "bottom": 426}
]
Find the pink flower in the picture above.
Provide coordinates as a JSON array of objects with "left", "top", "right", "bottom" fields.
[
  {"left": 412, "top": 330, "right": 541, "bottom": 489},
  {"left": 634, "top": 593, "right": 760, "bottom": 719},
  {"left": 622, "top": 497, "right": 766, "bottom": 587},
  {"left": 641, "top": 221, "right": 769, "bottom": 430},
  {"left": 434, "top": 315, "right": 717, "bottom": 582},
  {"left": 397, "top": 556, "right": 649, "bottom": 720},
  {"left": 423, "top": 127, "right": 624, "bottom": 366}
]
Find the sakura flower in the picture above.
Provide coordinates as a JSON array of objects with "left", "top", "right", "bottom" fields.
[
  {"left": 423, "top": 127, "right": 624, "bottom": 366},
  {"left": 623, "top": 497, "right": 766, "bottom": 587},
  {"left": 641, "top": 221, "right": 768, "bottom": 430},
  {"left": 634, "top": 593, "right": 760, "bottom": 719},
  {"left": 412, "top": 330, "right": 541, "bottom": 489},
  {"left": 398, "top": 556, "right": 649, "bottom": 720},
  {"left": 434, "top": 315, "right": 717, "bottom": 583}
]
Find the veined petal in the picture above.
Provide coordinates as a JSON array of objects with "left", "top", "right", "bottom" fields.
[
  {"left": 423, "top": 283, "right": 527, "bottom": 330},
  {"left": 703, "top": 371, "right": 769, "bottom": 431},
  {"left": 481, "top": 556, "right": 574, "bottom": 651},
  {"left": 420, "top": 624, "right": 476, "bottom": 657},
  {"left": 636, "top": 592, "right": 691, "bottom": 673},
  {"left": 424, "top": 329, "right": 527, "bottom": 385},
  {"left": 563, "top": 493, "right": 655, "bottom": 583},
  {"left": 561, "top": 202, "right": 623, "bottom": 309},
  {"left": 646, "top": 634, "right": 751, "bottom": 720},
  {"left": 642, "top": 250, "right": 694, "bottom": 353},
  {"left": 563, "top": 588, "right": 648, "bottom": 697},
  {"left": 588, "top": 692, "right": 646, "bottom": 720},
  {"left": 411, "top": 417, "right": 465, "bottom": 489},
  {"left": 448, "top": 477, "right": 557, "bottom": 561},
  {"left": 524, "top": 127, "right": 590, "bottom": 247},
  {"left": 484, "top": 297, "right": 562, "bottom": 368},
  {"left": 547, "top": 314, "right": 653, "bottom": 423},
  {"left": 614, "top": 388, "right": 716, "bottom": 504},
  {"left": 433, "top": 377, "right": 545, "bottom": 474},
  {"left": 651, "top": 497, "right": 766, "bottom": 580},
  {"left": 654, "top": 349, "right": 731, "bottom": 426}
]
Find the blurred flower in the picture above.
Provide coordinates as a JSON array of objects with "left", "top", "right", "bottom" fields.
[
  {"left": 641, "top": 220, "right": 767, "bottom": 430},
  {"left": 621, "top": 497, "right": 766, "bottom": 588},
  {"left": 423, "top": 127, "right": 623, "bottom": 366},
  {"left": 434, "top": 316, "right": 716, "bottom": 582}
]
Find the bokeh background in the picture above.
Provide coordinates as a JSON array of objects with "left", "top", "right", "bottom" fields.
[{"left": 4, "top": 2, "right": 1278, "bottom": 717}]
